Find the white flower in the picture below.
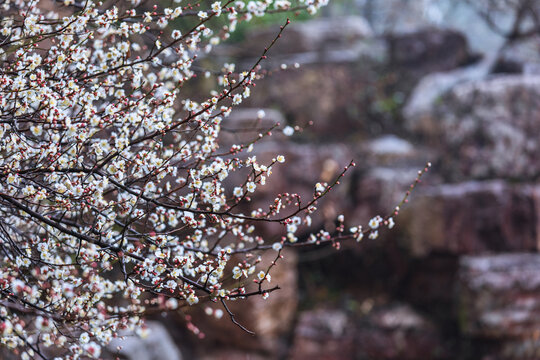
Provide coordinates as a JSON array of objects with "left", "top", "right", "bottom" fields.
[
  {"left": 0, "top": 321, "right": 12, "bottom": 335},
  {"left": 165, "top": 280, "right": 177, "bottom": 289},
  {"left": 185, "top": 100, "right": 198, "bottom": 111},
  {"left": 232, "top": 94, "right": 242, "bottom": 105},
  {"left": 276, "top": 155, "right": 285, "bottom": 163},
  {"left": 84, "top": 342, "right": 101, "bottom": 358},
  {"left": 22, "top": 185, "right": 35, "bottom": 196},
  {"left": 246, "top": 182, "right": 256, "bottom": 193},
  {"left": 212, "top": 1, "right": 222, "bottom": 14},
  {"left": 233, "top": 187, "right": 244, "bottom": 197},
  {"left": 257, "top": 271, "right": 266, "bottom": 281},
  {"left": 272, "top": 242, "right": 282, "bottom": 251},
  {"left": 315, "top": 182, "right": 325, "bottom": 193},
  {"left": 30, "top": 125, "right": 42, "bottom": 136},
  {"left": 368, "top": 230, "right": 379, "bottom": 240},
  {"left": 387, "top": 217, "right": 395, "bottom": 229},
  {"left": 6, "top": 173, "right": 18, "bottom": 185},
  {"left": 287, "top": 232, "right": 297, "bottom": 243},
  {"left": 173, "top": 4, "right": 183, "bottom": 13},
  {"left": 368, "top": 217, "right": 380, "bottom": 230},
  {"left": 79, "top": 332, "right": 90, "bottom": 344},
  {"left": 172, "top": 30, "right": 182, "bottom": 40},
  {"left": 166, "top": 298, "right": 179, "bottom": 310},
  {"left": 145, "top": 182, "right": 157, "bottom": 193},
  {"left": 283, "top": 126, "right": 294, "bottom": 136},
  {"left": 186, "top": 293, "right": 199, "bottom": 305},
  {"left": 232, "top": 266, "right": 242, "bottom": 279},
  {"left": 35, "top": 316, "right": 52, "bottom": 331},
  {"left": 286, "top": 223, "right": 297, "bottom": 233}
]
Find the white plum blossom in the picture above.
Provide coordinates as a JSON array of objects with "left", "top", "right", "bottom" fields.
[
  {"left": 369, "top": 216, "right": 382, "bottom": 230},
  {"left": 79, "top": 333, "right": 90, "bottom": 344},
  {"left": 283, "top": 125, "right": 294, "bottom": 136},
  {"left": 84, "top": 342, "right": 101, "bottom": 358},
  {"left": 172, "top": 29, "right": 182, "bottom": 40},
  {"left": 315, "top": 182, "right": 326, "bottom": 193},
  {"left": 233, "top": 186, "right": 244, "bottom": 197},
  {"left": 246, "top": 182, "right": 257, "bottom": 193}
]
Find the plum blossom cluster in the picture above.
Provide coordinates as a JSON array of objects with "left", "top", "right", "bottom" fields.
[{"left": 0, "top": 0, "right": 423, "bottom": 358}]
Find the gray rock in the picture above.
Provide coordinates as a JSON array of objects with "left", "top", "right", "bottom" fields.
[
  {"left": 386, "top": 27, "right": 473, "bottom": 72},
  {"left": 356, "top": 303, "right": 448, "bottom": 360},
  {"left": 369, "top": 304, "right": 430, "bottom": 330},
  {"left": 408, "top": 75, "right": 540, "bottom": 180},
  {"left": 353, "top": 0, "right": 507, "bottom": 54},
  {"left": 495, "top": 36, "right": 540, "bottom": 74},
  {"left": 458, "top": 253, "right": 540, "bottom": 338},
  {"left": 366, "top": 135, "right": 415, "bottom": 157},
  {"left": 403, "top": 55, "right": 494, "bottom": 133},
  {"left": 352, "top": 0, "right": 439, "bottom": 33},
  {"left": 234, "top": 16, "right": 373, "bottom": 58},
  {"left": 401, "top": 181, "right": 539, "bottom": 257},
  {"left": 290, "top": 309, "right": 355, "bottom": 360}
]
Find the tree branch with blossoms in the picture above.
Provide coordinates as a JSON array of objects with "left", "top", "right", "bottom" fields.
[{"left": 0, "top": 0, "right": 429, "bottom": 358}]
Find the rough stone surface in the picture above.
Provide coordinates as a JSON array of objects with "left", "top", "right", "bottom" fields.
[
  {"left": 403, "top": 56, "right": 494, "bottom": 132},
  {"left": 246, "top": 62, "right": 382, "bottom": 140},
  {"left": 232, "top": 16, "right": 373, "bottom": 58},
  {"left": 289, "top": 309, "right": 355, "bottom": 360},
  {"left": 199, "top": 350, "right": 270, "bottom": 360},
  {"left": 290, "top": 304, "right": 447, "bottom": 360},
  {"left": 494, "top": 36, "right": 540, "bottom": 74},
  {"left": 415, "top": 75, "right": 540, "bottom": 180},
  {"left": 458, "top": 254, "right": 540, "bottom": 340},
  {"left": 401, "top": 181, "right": 539, "bottom": 257},
  {"left": 366, "top": 135, "right": 415, "bottom": 158},
  {"left": 386, "top": 27, "right": 474, "bottom": 73},
  {"left": 356, "top": 304, "right": 448, "bottom": 360},
  {"left": 399, "top": 255, "right": 460, "bottom": 323}
]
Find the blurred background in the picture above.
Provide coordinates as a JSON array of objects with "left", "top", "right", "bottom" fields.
[{"left": 121, "top": 1, "right": 540, "bottom": 359}]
